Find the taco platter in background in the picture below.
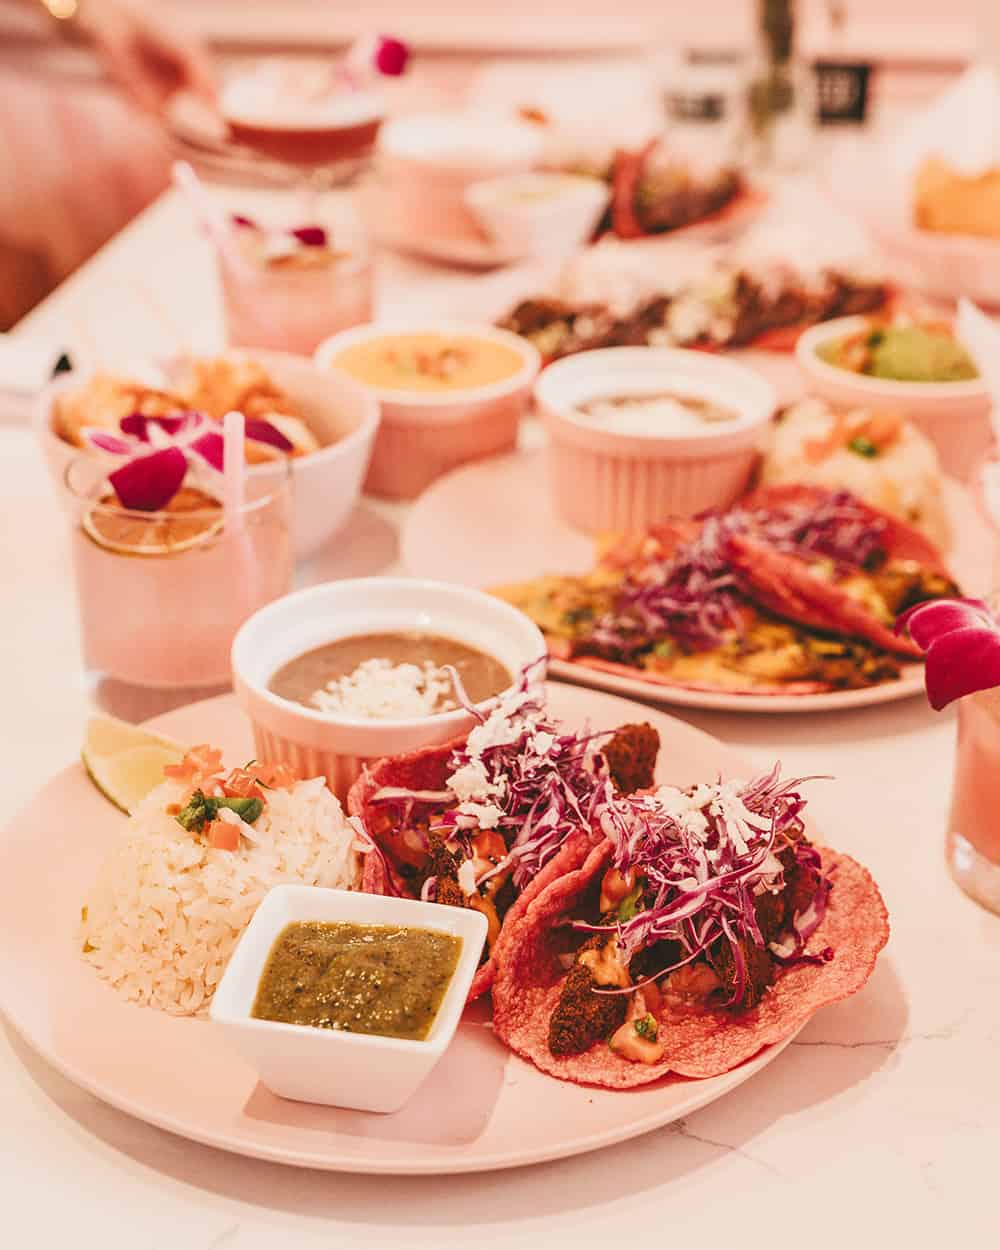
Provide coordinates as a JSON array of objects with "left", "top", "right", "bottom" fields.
[{"left": 494, "top": 485, "right": 959, "bottom": 696}]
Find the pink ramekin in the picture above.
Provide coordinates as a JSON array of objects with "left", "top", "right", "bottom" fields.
[
  {"left": 374, "top": 112, "right": 543, "bottom": 246},
  {"left": 230, "top": 577, "right": 547, "bottom": 800},
  {"left": 314, "top": 322, "right": 541, "bottom": 500},
  {"left": 536, "top": 347, "right": 777, "bottom": 535},
  {"left": 796, "top": 316, "right": 993, "bottom": 482}
]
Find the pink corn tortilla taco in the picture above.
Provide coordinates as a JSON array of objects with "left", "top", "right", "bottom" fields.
[
  {"left": 492, "top": 840, "right": 889, "bottom": 1088},
  {"left": 347, "top": 724, "right": 634, "bottom": 1002},
  {"left": 727, "top": 484, "right": 952, "bottom": 658}
]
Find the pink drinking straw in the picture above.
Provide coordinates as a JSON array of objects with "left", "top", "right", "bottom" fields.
[
  {"left": 173, "top": 159, "right": 281, "bottom": 346},
  {"left": 222, "top": 410, "right": 246, "bottom": 532},
  {"left": 172, "top": 160, "right": 244, "bottom": 271},
  {"left": 222, "top": 409, "right": 261, "bottom": 621}
]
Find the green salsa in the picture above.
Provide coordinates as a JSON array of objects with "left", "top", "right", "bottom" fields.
[
  {"left": 251, "top": 921, "right": 462, "bottom": 1040},
  {"left": 819, "top": 323, "right": 978, "bottom": 383}
]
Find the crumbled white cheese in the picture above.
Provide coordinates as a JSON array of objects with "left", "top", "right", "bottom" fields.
[
  {"left": 532, "top": 731, "right": 555, "bottom": 756},
  {"left": 457, "top": 858, "right": 479, "bottom": 896},
  {"left": 458, "top": 800, "right": 504, "bottom": 830},
  {"left": 310, "top": 658, "right": 458, "bottom": 720},
  {"left": 448, "top": 759, "right": 495, "bottom": 804}
]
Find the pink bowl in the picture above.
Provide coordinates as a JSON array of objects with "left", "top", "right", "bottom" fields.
[
  {"left": 796, "top": 317, "right": 993, "bottom": 482},
  {"left": 314, "top": 322, "right": 541, "bottom": 501},
  {"left": 230, "top": 577, "right": 547, "bottom": 799},
  {"left": 536, "top": 348, "right": 776, "bottom": 535},
  {"left": 374, "top": 112, "right": 543, "bottom": 247}
]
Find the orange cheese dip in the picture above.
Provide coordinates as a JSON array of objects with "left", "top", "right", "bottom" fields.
[{"left": 333, "top": 333, "right": 524, "bottom": 393}]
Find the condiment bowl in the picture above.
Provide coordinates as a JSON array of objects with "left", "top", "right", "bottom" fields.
[
  {"left": 537, "top": 346, "right": 776, "bottom": 534},
  {"left": 34, "top": 350, "right": 380, "bottom": 559},
  {"left": 231, "top": 576, "right": 547, "bottom": 797},
  {"left": 314, "top": 322, "right": 540, "bottom": 500},
  {"left": 210, "top": 884, "right": 488, "bottom": 1112},
  {"left": 796, "top": 317, "right": 992, "bottom": 480},
  {"left": 374, "top": 112, "right": 544, "bottom": 248},
  {"left": 464, "top": 172, "right": 610, "bottom": 260}
]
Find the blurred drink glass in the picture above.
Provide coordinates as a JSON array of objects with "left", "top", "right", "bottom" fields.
[{"left": 65, "top": 457, "right": 293, "bottom": 693}]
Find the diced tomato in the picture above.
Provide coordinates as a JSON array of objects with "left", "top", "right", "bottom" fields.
[
  {"left": 220, "top": 760, "right": 300, "bottom": 799},
  {"left": 206, "top": 819, "right": 240, "bottom": 851},
  {"left": 164, "top": 744, "right": 224, "bottom": 787},
  {"left": 252, "top": 761, "right": 300, "bottom": 789},
  {"left": 860, "top": 409, "right": 904, "bottom": 450}
]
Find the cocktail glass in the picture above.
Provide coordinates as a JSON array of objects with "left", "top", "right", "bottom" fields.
[
  {"left": 947, "top": 679, "right": 1000, "bottom": 915},
  {"left": 216, "top": 237, "right": 374, "bottom": 357},
  {"left": 64, "top": 457, "right": 293, "bottom": 694}
]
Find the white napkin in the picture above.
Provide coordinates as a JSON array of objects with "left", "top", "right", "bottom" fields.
[
  {"left": 892, "top": 64, "right": 1000, "bottom": 180},
  {"left": 956, "top": 298, "right": 1000, "bottom": 444}
]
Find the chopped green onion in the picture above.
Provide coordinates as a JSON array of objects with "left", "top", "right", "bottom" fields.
[
  {"left": 848, "top": 436, "right": 878, "bottom": 458},
  {"left": 176, "top": 789, "right": 262, "bottom": 832},
  {"left": 634, "top": 1014, "right": 658, "bottom": 1040},
  {"left": 617, "top": 882, "right": 644, "bottom": 922}
]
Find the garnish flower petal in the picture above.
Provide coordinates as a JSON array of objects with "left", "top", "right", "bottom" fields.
[
  {"left": 108, "top": 446, "right": 188, "bottom": 512},
  {"left": 896, "top": 597, "right": 1000, "bottom": 709}
]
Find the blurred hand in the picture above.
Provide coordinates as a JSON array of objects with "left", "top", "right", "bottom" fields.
[{"left": 77, "top": 0, "right": 216, "bottom": 113}]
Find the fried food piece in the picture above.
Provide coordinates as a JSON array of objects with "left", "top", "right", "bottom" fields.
[
  {"left": 182, "top": 354, "right": 291, "bottom": 421},
  {"left": 710, "top": 936, "right": 775, "bottom": 1010},
  {"left": 548, "top": 963, "right": 628, "bottom": 1056},
  {"left": 783, "top": 857, "right": 821, "bottom": 922},
  {"left": 435, "top": 875, "right": 466, "bottom": 908},
  {"left": 604, "top": 722, "right": 660, "bottom": 794},
  {"left": 754, "top": 888, "right": 787, "bottom": 945},
  {"left": 54, "top": 373, "right": 184, "bottom": 446}
]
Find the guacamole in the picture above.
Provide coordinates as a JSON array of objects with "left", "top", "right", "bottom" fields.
[{"left": 819, "top": 323, "right": 978, "bottom": 383}]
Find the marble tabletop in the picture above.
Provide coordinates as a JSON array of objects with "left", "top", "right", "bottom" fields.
[{"left": 2, "top": 175, "right": 998, "bottom": 1250}]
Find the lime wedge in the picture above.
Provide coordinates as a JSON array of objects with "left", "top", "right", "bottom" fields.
[{"left": 82, "top": 715, "right": 187, "bottom": 814}]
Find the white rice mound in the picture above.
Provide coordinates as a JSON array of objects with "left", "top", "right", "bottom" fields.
[
  {"left": 762, "top": 397, "right": 951, "bottom": 552},
  {"left": 81, "top": 776, "right": 362, "bottom": 1015}
]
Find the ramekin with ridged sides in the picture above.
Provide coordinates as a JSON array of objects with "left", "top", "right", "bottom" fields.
[
  {"left": 537, "top": 347, "right": 777, "bottom": 534},
  {"left": 231, "top": 577, "right": 546, "bottom": 800},
  {"left": 314, "top": 322, "right": 540, "bottom": 500}
]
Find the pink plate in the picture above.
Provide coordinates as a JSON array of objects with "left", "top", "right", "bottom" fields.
[
  {"left": 0, "top": 686, "right": 804, "bottom": 1174},
  {"left": 401, "top": 448, "right": 992, "bottom": 714}
]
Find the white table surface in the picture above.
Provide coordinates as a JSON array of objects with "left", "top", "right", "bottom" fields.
[{"left": 2, "top": 175, "right": 998, "bottom": 1250}]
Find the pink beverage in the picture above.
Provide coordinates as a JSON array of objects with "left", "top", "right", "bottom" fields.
[
  {"left": 217, "top": 226, "right": 373, "bottom": 357},
  {"left": 219, "top": 66, "right": 383, "bottom": 168},
  {"left": 947, "top": 687, "right": 1000, "bottom": 915},
  {"left": 972, "top": 453, "right": 1000, "bottom": 590},
  {"left": 65, "top": 459, "right": 293, "bottom": 690},
  {"left": 949, "top": 460, "right": 1000, "bottom": 913}
]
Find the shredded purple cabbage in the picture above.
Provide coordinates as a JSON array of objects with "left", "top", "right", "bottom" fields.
[
  {"left": 591, "top": 490, "right": 887, "bottom": 656},
  {"left": 364, "top": 661, "right": 613, "bottom": 892},
  {"left": 757, "top": 490, "right": 887, "bottom": 570},
  {"left": 576, "top": 767, "right": 831, "bottom": 1006}
]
